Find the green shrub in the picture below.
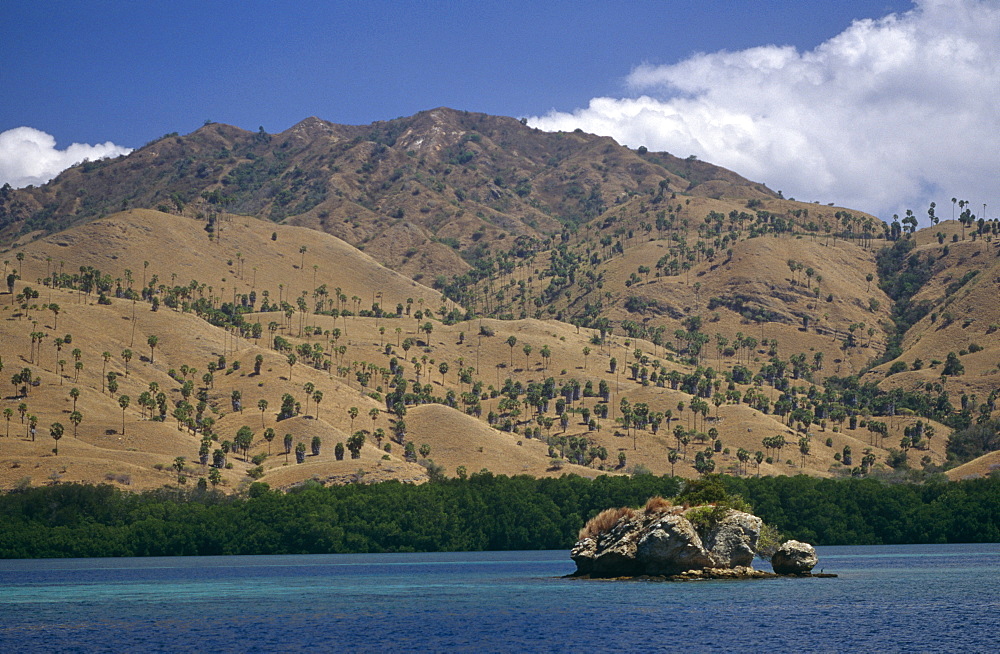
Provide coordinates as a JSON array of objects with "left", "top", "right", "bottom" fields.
[{"left": 887, "top": 361, "right": 908, "bottom": 376}]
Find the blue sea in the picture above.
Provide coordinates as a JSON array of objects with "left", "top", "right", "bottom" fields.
[{"left": 1, "top": 544, "right": 998, "bottom": 652}]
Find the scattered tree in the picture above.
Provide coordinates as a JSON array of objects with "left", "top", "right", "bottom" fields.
[{"left": 49, "top": 422, "right": 64, "bottom": 455}]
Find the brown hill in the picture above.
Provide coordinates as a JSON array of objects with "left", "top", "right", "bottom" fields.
[
  {"left": 11, "top": 207, "right": 444, "bottom": 317},
  {"left": 402, "top": 404, "right": 599, "bottom": 479},
  {"left": 594, "top": 225, "right": 892, "bottom": 377},
  {"left": 0, "top": 108, "right": 777, "bottom": 282},
  {"left": 0, "top": 210, "right": 450, "bottom": 491},
  {"left": 2, "top": 109, "right": 998, "bottom": 491},
  {"left": 0, "top": 206, "right": 973, "bottom": 493},
  {"left": 946, "top": 450, "right": 1000, "bottom": 481},
  {"left": 867, "top": 222, "right": 1000, "bottom": 401}
]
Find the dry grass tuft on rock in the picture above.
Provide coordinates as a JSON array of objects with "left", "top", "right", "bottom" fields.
[
  {"left": 643, "top": 495, "right": 675, "bottom": 515},
  {"left": 579, "top": 506, "right": 636, "bottom": 540}
]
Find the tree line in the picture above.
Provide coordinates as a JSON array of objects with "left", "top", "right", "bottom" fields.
[{"left": 1, "top": 473, "right": 997, "bottom": 559}]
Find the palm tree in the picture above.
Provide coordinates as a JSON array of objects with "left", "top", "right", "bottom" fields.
[
  {"left": 147, "top": 335, "right": 158, "bottom": 364},
  {"left": 303, "top": 382, "right": 315, "bottom": 415},
  {"left": 312, "top": 390, "right": 323, "bottom": 419},
  {"left": 235, "top": 426, "right": 254, "bottom": 460},
  {"left": 101, "top": 351, "right": 111, "bottom": 391},
  {"left": 736, "top": 448, "right": 750, "bottom": 475},
  {"left": 958, "top": 200, "right": 969, "bottom": 240},
  {"left": 50, "top": 422, "right": 64, "bottom": 455},
  {"left": 28, "top": 332, "right": 41, "bottom": 365},
  {"left": 121, "top": 349, "right": 133, "bottom": 377},
  {"left": 258, "top": 399, "right": 268, "bottom": 427},
  {"left": 52, "top": 337, "right": 64, "bottom": 369},
  {"left": 348, "top": 406, "right": 359, "bottom": 431},
  {"left": 2, "top": 408, "right": 12, "bottom": 437},
  {"left": 69, "top": 410, "right": 83, "bottom": 437},
  {"left": 506, "top": 335, "right": 517, "bottom": 367},
  {"left": 118, "top": 395, "right": 130, "bottom": 434}
]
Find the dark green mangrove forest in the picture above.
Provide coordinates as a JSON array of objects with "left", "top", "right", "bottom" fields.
[{"left": 1, "top": 473, "right": 998, "bottom": 559}]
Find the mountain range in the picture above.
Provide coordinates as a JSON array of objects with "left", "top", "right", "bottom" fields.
[{"left": 1, "top": 108, "right": 998, "bottom": 492}]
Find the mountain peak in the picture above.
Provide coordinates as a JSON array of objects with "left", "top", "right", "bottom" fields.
[
  {"left": 285, "top": 116, "right": 337, "bottom": 139},
  {"left": 2, "top": 107, "right": 783, "bottom": 251}
]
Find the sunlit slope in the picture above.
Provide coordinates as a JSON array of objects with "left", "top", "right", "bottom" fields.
[
  {"left": 596, "top": 230, "right": 891, "bottom": 378},
  {"left": 15, "top": 208, "right": 445, "bottom": 315},
  {"left": 868, "top": 221, "right": 1000, "bottom": 402},
  {"left": 5, "top": 256, "right": 947, "bottom": 492}
]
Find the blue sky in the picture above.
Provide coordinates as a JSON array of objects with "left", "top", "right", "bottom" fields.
[{"left": 3, "top": 0, "right": 998, "bottom": 221}]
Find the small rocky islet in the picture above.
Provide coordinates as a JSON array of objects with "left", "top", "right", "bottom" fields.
[{"left": 569, "top": 497, "right": 833, "bottom": 581}]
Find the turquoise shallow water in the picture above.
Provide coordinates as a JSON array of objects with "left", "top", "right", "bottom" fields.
[{"left": 1, "top": 544, "right": 998, "bottom": 652}]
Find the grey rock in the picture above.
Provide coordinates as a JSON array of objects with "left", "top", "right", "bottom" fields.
[
  {"left": 570, "top": 538, "right": 597, "bottom": 575},
  {"left": 772, "top": 540, "right": 819, "bottom": 574},
  {"left": 591, "top": 517, "right": 644, "bottom": 576},
  {"left": 705, "top": 510, "right": 763, "bottom": 568},
  {"left": 636, "top": 514, "right": 713, "bottom": 575},
  {"left": 572, "top": 504, "right": 782, "bottom": 578}
]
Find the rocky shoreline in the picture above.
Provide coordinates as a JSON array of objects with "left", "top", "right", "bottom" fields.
[{"left": 568, "top": 567, "right": 838, "bottom": 581}]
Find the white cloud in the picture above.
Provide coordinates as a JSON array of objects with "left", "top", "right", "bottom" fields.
[
  {"left": 529, "top": 0, "right": 1000, "bottom": 222},
  {"left": 0, "top": 127, "right": 132, "bottom": 189}
]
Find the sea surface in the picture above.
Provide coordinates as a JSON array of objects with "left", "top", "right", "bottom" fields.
[{"left": 1, "top": 544, "right": 998, "bottom": 652}]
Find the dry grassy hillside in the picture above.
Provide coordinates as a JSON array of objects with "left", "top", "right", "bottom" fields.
[
  {"left": 401, "top": 404, "right": 599, "bottom": 479},
  {"left": 11, "top": 208, "right": 444, "bottom": 316},
  {"left": 600, "top": 231, "right": 891, "bottom": 377},
  {"left": 946, "top": 450, "right": 1000, "bottom": 481},
  {"left": 867, "top": 221, "right": 1000, "bottom": 402},
  {"left": 853, "top": 220, "right": 1000, "bottom": 479},
  {"left": 3, "top": 207, "right": 969, "bottom": 492},
  {"left": 309, "top": 314, "right": 952, "bottom": 480},
  {"left": 0, "top": 210, "right": 452, "bottom": 491}
]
